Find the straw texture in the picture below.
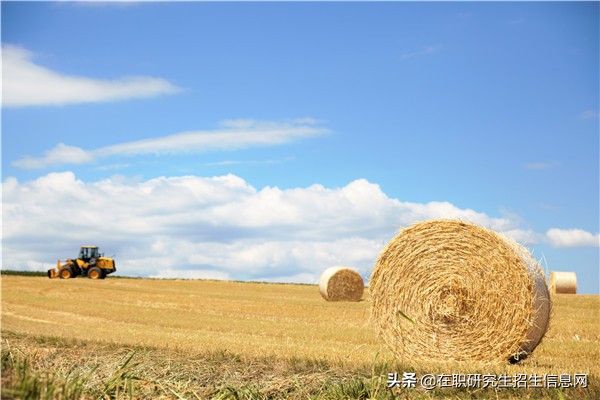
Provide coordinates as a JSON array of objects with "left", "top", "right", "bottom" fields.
[
  {"left": 549, "top": 271, "right": 577, "bottom": 294},
  {"left": 370, "top": 219, "right": 551, "bottom": 362},
  {"left": 319, "top": 267, "right": 365, "bottom": 302}
]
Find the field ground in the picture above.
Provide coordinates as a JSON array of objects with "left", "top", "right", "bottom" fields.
[{"left": 1, "top": 275, "right": 599, "bottom": 399}]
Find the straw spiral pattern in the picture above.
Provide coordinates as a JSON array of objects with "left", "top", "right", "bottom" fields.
[
  {"left": 370, "top": 219, "right": 551, "bottom": 362},
  {"left": 319, "top": 266, "right": 365, "bottom": 302}
]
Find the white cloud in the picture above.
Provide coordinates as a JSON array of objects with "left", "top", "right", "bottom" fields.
[
  {"left": 98, "top": 120, "right": 326, "bottom": 156},
  {"left": 12, "top": 143, "right": 93, "bottom": 169},
  {"left": 2, "top": 172, "right": 545, "bottom": 283},
  {"left": 93, "top": 163, "right": 131, "bottom": 172},
  {"left": 502, "top": 229, "right": 544, "bottom": 245},
  {"left": 546, "top": 228, "right": 600, "bottom": 248},
  {"left": 150, "top": 269, "right": 231, "bottom": 281},
  {"left": 12, "top": 119, "right": 328, "bottom": 169},
  {"left": 2, "top": 44, "right": 180, "bottom": 107},
  {"left": 258, "top": 273, "right": 320, "bottom": 285}
]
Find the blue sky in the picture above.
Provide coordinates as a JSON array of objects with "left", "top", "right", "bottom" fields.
[{"left": 2, "top": 2, "right": 598, "bottom": 293}]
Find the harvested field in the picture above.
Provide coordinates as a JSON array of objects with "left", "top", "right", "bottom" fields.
[
  {"left": 1, "top": 275, "right": 599, "bottom": 399},
  {"left": 1, "top": 276, "right": 375, "bottom": 364}
]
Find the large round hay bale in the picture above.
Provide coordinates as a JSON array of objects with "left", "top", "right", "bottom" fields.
[
  {"left": 370, "top": 219, "right": 551, "bottom": 363},
  {"left": 549, "top": 271, "right": 577, "bottom": 294},
  {"left": 319, "top": 266, "right": 364, "bottom": 302}
]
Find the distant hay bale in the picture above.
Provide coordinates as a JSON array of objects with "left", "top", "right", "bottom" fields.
[
  {"left": 319, "top": 267, "right": 364, "bottom": 302},
  {"left": 549, "top": 271, "right": 577, "bottom": 294},
  {"left": 370, "top": 219, "right": 551, "bottom": 363}
]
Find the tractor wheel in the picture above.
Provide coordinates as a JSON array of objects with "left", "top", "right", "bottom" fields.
[
  {"left": 59, "top": 267, "right": 73, "bottom": 279},
  {"left": 88, "top": 267, "right": 102, "bottom": 280}
]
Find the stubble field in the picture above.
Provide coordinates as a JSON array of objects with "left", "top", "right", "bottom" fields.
[{"left": 1, "top": 275, "right": 599, "bottom": 399}]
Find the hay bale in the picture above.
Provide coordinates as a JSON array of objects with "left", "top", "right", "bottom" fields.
[
  {"left": 549, "top": 271, "right": 577, "bottom": 294},
  {"left": 319, "top": 267, "right": 364, "bottom": 302},
  {"left": 370, "top": 219, "right": 551, "bottom": 363}
]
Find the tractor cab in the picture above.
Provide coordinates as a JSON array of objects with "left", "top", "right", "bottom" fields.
[{"left": 79, "top": 246, "right": 100, "bottom": 262}]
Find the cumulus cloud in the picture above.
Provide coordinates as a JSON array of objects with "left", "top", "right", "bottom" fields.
[
  {"left": 2, "top": 172, "right": 545, "bottom": 283},
  {"left": 12, "top": 119, "right": 328, "bottom": 169},
  {"left": 2, "top": 44, "right": 180, "bottom": 107},
  {"left": 546, "top": 228, "right": 600, "bottom": 248}
]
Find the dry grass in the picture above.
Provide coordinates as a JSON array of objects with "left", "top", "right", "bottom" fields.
[
  {"left": 1, "top": 275, "right": 599, "bottom": 399},
  {"left": 370, "top": 220, "right": 551, "bottom": 362},
  {"left": 1, "top": 276, "right": 377, "bottom": 366}
]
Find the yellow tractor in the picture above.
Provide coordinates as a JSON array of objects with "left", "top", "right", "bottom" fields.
[{"left": 48, "top": 246, "right": 116, "bottom": 279}]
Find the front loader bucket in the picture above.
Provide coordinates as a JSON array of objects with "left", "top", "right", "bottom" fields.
[{"left": 48, "top": 260, "right": 63, "bottom": 279}]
